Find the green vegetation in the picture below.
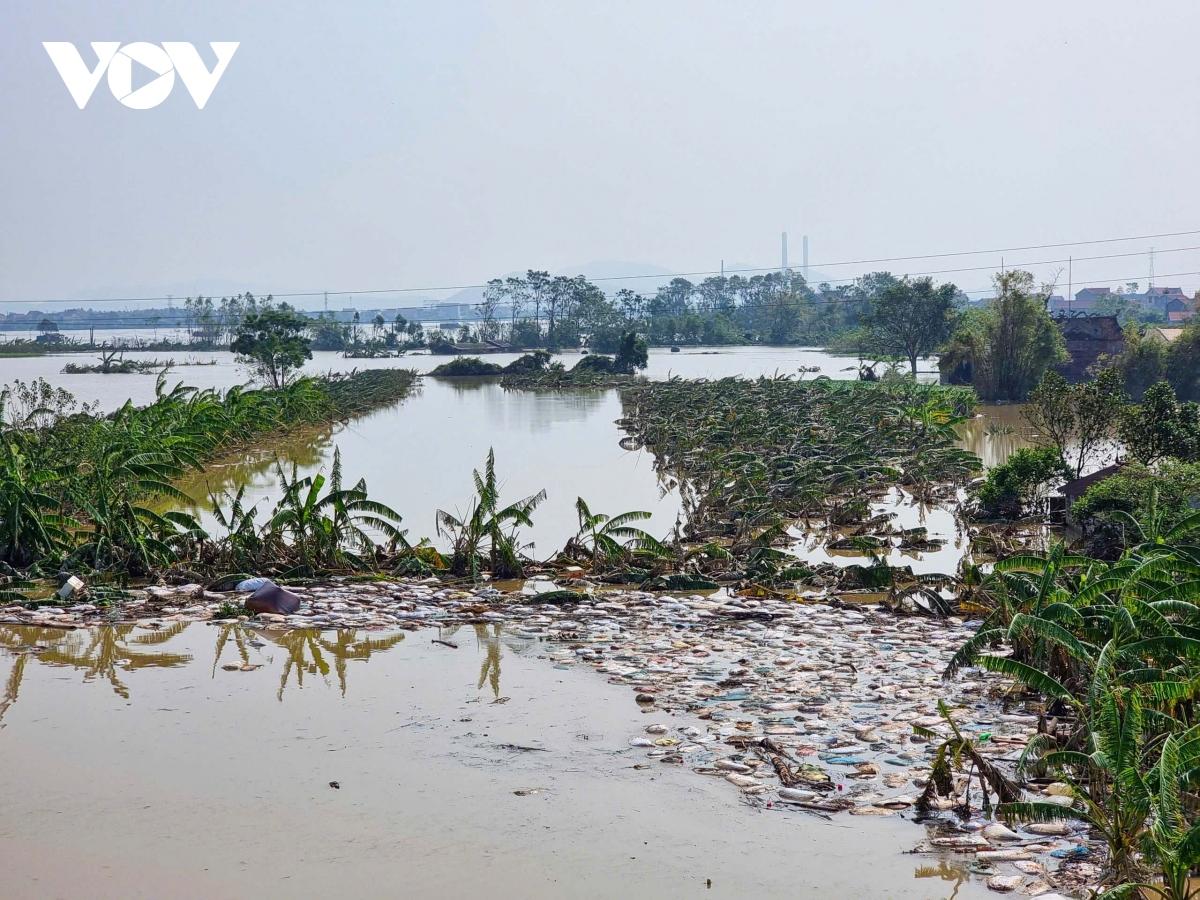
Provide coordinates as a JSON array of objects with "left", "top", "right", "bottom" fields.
[
  {"left": 565, "top": 498, "right": 668, "bottom": 565},
  {"left": 230, "top": 307, "right": 313, "bottom": 387},
  {"left": 258, "top": 448, "right": 406, "bottom": 571},
  {"left": 940, "top": 270, "right": 1068, "bottom": 401},
  {"left": 1071, "top": 462, "right": 1200, "bottom": 555},
  {"left": 1023, "top": 368, "right": 1125, "bottom": 478},
  {"left": 436, "top": 448, "right": 547, "bottom": 579},
  {"left": 465, "top": 268, "right": 966, "bottom": 350},
  {"left": 61, "top": 350, "right": 219, "bottom": 375},
  {"left": 1118, "top": 381, "right": 1200, "bottom": 465},
  {"left": 0, "top": 370, "right": 416, "bottom": 576},
  {"left": 618, "top": 377, "right": 980, "bottom": 575},
  {"left": 1109, "top": 320, "right": 1200, "bottom": 401},
  {"left": 855, "top": 275, "right": 958, "bottom": 374},
  {"left": 428, "top": 356, "right": 505, "bottom": 377},
  {"left": 974, "top": 447, "right": 1068, "bottom": 519},
  {"left": 936, "top": 533, "right": 1200, "bottom": 894}
]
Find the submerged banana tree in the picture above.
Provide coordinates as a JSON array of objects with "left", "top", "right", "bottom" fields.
[
  {"left": 0, "top": 436, "right": 74, "bottom": 568},
  {"left": 206, "top": 485, "right": 262, "bottom": 570},
  {"left": 0, "top": 372, "right": 417, "bottom": 577},
  {"left": 567, "top": 497, "right": 668, "bottom": 564},
  {"left": 266, "top": 447, "right": 407, "bottom": 570},
  {"left": 436, "top": 448, "right": 546, "bottom": 580}
]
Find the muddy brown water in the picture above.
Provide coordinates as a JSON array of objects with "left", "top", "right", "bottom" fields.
[
  {"left": 2, "top": 346, "right": 1035, "bottom": 574},
  {"left": 0, "top": 622, "right": 987, "bottom": 899}
]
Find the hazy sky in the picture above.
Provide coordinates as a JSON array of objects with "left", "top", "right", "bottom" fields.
[{"left": 3, "top": 1, "right": 1200, "bottom": 311}]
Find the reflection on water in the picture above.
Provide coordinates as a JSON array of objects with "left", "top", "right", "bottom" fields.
[
  {"left": 0, "top": 623, "right": 193, "bottom": 710},
  {"left": 0, "top": 620, "right": 991, "bottom": 898},
  {"left": 171, "top": 426, "right": 335, "bottom": 518},
  {"left": 179, "top": 378, "right": 681, "bottom": 554},
  {"left": 438, "top": 622, "right": 536, "bottom": 699},
  {"left": 0, "top": 623, "right": 420, "bottom": 719},
  {"left": 955, "top": 404, "right": 1036, "bottom": 469},
  {"left": 914, "top": 860, "right": 973, "bottom": 900},
  {"left": 785, "top": 487, "right": 970, "bottom": 576},
  {"left": 257, "top": 627, "right": 407, "bottom": 700}
]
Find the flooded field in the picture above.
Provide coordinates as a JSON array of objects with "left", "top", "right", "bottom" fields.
[
  {"left": 0, "top": 620, "right": 989, "bottom": 899},
  {"left": 1, "top": 346, "right": 1031, "bottom": 571}
]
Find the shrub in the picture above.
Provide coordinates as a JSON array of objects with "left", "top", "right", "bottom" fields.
[
  {"left": 571, "top": 354, "right": 616, "bottom": 373},
  {"left": 1072, "top": 461, "right": 1200, "bottom": 555},
  {"left": 975, "top": 447, "right": 1068, "bottom": 519},
  {"left": 428, "top": 357, "right": 504, "bottom": 377},
  {"left": 501, "top": 351, "right": 552, "bottom": 374}
]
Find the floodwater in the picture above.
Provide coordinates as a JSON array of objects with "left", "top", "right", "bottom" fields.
[
  {"left": 2, "top": 346, "right": 1032, "bottom": 568},
  {"left": 0, "top": 622, "right": 986, "bottom": 899}
]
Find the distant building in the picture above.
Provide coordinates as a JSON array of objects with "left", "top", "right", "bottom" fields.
[
  {"left": 1048, "top": 285, "right": 1195, "bottom": 321},
  {"left": 1137, "top": 286, "right": 1189, "bottom": 315},
  {"left": 1165, "top": 294, "right": 1195, "bottom": 322},
  {"left": 1054, "top": 315, "right": 1124, "bottom": 382}
]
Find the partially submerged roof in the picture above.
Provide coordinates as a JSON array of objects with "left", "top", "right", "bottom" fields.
[{"left": 1061, "top": 462, "right": 1124, "bottom": 502}]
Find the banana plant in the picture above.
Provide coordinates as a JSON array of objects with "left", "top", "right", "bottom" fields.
[
  {"left": 436, "top": 448, "right": 546, "bottom": 580},
  {"left": 267, "top": 448, "right": 407, "bottom": 570},
  {"left": 568, "top": 497, "right": 668, "bottom": 563}
]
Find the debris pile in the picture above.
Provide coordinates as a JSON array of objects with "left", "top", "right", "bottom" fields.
[{"left": 0, "top": 576, "right": 1100, "bottom": 895}]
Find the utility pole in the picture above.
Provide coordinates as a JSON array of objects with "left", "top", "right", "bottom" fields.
[
  {"left": 720, "top": 259, "right": 724, "bottom": 278},
  {"left": 802, "top": 235, "right": 809, "bottom": 279},
  {"left": 781, "top": 231, "right": 788, "bottom": 275},
  {"left": 1068, "top": 256, "right": 1073, "bottom": 314},
  {"left": 1149, "top": 247, "right": 1156, "bottom": 290}
]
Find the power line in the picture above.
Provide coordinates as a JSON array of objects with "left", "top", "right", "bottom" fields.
[
  {"left": 2, "top": 228, "right": 1197, "bottom": 307},
  {"left": 6, "top": 265, "right": 1198, "bottom": 335}
]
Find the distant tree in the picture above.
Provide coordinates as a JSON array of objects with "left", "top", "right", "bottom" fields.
[
  {"left": 863, "top": 276, "right": 958, "bottom": 375},
  {"left": 1164, "top": 320, "right": 1200, "bottom": 402},
  {"left": 310, "top": 313, "right": 350, "bottom": 351},
  {"left": 351, "top": 310, "right": 361, "bottom": 345},
  {"left": 1108, "top": 322, "right": 1168, "bottom": 399},
  {"left": 37, "top": 318, "right": 58, "bottom": 334},
  {"left": 939, "top": 271, "right": 1067, "bottom": 401},
  {"left": 230, "top": 307, "right": 313, "bottom": 388},
  {"left": 505, "top": 276, "right": 528, "bottom": 328},
  {"left": 476, "top": 279, "right": 504, "bottom": 341},
  {"left": 372, "top": 313, "right": 385, "bottom": 338},
  {"left": 614, "top": 288, "right": 646, "bottom": 323},
  {"left": 525, "top": 270, "right": 550, "bottom": 332},
  {"left": 1119, "top": 380, "right": 1200, "bottom": 465},
  {"left": 392, "top": 313, "right": 407, "bottom": 335},
  {"left": 1024, "top": 368, "right": 1126, "bottom": 478},
  {"left": 613, "top": 331, "right": 649, "bottom": 374}
]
